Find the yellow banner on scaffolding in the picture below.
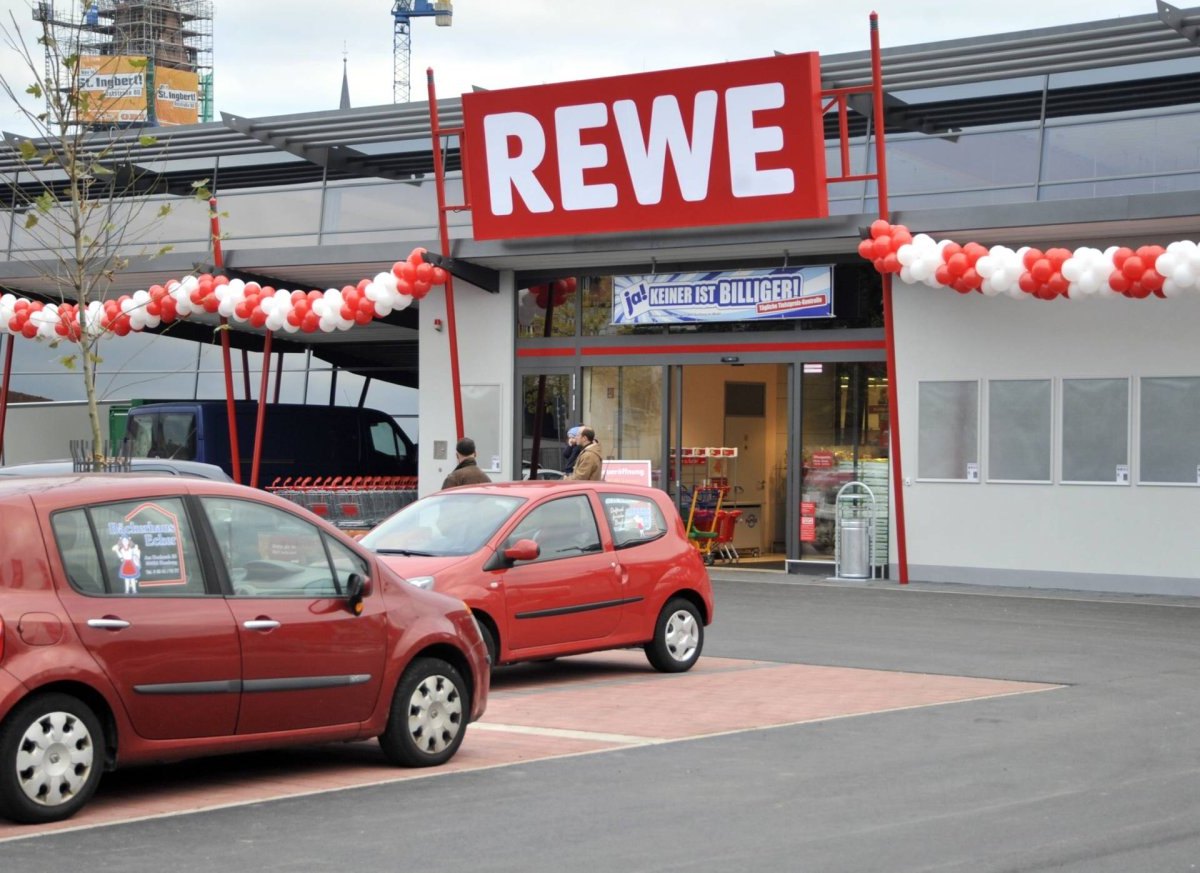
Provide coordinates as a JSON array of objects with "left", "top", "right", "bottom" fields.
[
  {"left": 154, "top": 67, "right": 199, "bottom": 125},
  {"left": 79, "top": 55, "right": 148, "bottom": 124}
]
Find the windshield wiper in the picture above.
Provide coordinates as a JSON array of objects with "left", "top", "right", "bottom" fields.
[{"left": 376, "top": 548, "right": 434, "bottom": 557}]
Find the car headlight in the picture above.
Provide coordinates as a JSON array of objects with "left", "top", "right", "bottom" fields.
[{"left": 406, "top": 575, "right": 435, "bottom": 590}]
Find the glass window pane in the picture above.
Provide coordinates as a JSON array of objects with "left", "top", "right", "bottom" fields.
[
  {"left": 1061, "top": 378, "right": 1129, "bottom": 483},
  {"left": 1140, "top": 376, "right": 1200, "bottom": 484},
  {"left": 583, "top": 366, "right": 663, "bottom": 487},
  {"left": 506, "top": 495, "right": 600, "bottom": 561},
  {"left": 86, "top": 497, "right": 206, "bottom": 596},
  {"left": 918, "top": 381, "right": 979, "bottom": 481},
  {"left": 603, "top": 494, "right": 668, "bottom": 549},
  {"left": 51, "top": 509, "right": 106, "bottom": 595},
  {"left": 201, "top": 497, "right": 338, "bottom": 596},
  {"left": 988, "top": 380, "right": 1052, "bottom": 482}
]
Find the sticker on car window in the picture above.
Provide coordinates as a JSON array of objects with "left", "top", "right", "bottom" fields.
[{"left": 106, "top": 502, "right": 187, "bottom": 592}]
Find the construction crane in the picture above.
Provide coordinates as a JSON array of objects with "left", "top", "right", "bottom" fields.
[{"left": 392, "top": 0, "right": 452, "bottom": 104}]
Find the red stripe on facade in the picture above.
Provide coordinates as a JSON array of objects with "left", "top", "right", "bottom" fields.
[{"left": 516, "top": 340, "right": 886, "bottom": 358}]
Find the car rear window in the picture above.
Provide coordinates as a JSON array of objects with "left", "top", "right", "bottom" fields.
[{"left": 601, "top": 494, "right": 668, "bottom": 548}]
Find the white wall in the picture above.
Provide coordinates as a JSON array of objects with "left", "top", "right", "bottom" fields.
[
  {"left": 0, "top": 401, "right": 123, "bottom": 464},
  {"left": 894, "top": 287, "right": 1200, "bottom": 594},
  {"left": 417, "top": 273, "right": 515, "bottom": 496}
]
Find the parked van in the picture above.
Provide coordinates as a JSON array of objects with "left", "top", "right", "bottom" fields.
[{"left": 123, "top": 401, "right": 417, "bottom": 484}]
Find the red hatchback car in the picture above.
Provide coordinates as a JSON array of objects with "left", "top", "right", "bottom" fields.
[
  {"left": 360, "top": 481, "right": 714, "bottom": 672},
  {"left": 0, "top": 475, "right": 489, "bottom": 824}
]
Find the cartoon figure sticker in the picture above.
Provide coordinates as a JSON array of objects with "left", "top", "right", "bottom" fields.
[
  {"left": 106, "top": 501, "right": 186, "bottom": 593},
  {"left": 112, "top": 535, "right": 142, "bottom": 594}
]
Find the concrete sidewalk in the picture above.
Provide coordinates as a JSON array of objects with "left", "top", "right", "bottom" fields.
[{"left": 706, "top": 563, "right": 1200, "bottom": 608}]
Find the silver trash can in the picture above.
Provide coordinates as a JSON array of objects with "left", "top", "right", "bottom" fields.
[{"left": 837, "top": 516, "right": 870, "bottom": 579}]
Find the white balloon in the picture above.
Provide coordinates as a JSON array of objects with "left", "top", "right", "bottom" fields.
[
  {"left": 1172, "top": 263, "right": 1195, "bottom": 287},
  {"left": 393, "top": 294, "right": 413, "bottom": 312}
]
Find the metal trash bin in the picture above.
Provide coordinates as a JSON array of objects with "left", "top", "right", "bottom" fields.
[
  {"left": 834, "top": 481, "right": 877, "bottom": 580},
  {"left": 837, "top": 516, "right": 871, "bottom": 579}
]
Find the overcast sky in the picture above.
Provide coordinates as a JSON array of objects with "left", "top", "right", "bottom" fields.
[{"left": 0, "top": 0, "right": 1178, "bottom": 130}]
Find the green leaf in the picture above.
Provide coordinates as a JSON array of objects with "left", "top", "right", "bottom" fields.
[
  {"left": 139, "top": 135, "right": 158, "bottom": 148},
  {"left": 18, "top": 140, "right": 37, "bottom": 161},
  {"left": 89, "top": 163, "right": 114, "bottom": 176},
  {"left": 156, "top": 244, "right": 175, "bottom": 257},
  {"left": 35, "top": 192, "right": 53, "bottom": 213},
  {"left": 24, "top": 83, "right": 43, "bottom": 100},
  {"left": 157, "top": 204, "right": 172, "bottom": 218},
  {"left": 127, "top": 57, "right": 148, "bottom": 70},
  {"left": 23, "top": 213, "right": 39, "bottom": 230},
  {"left": 59, "top": 355, "right": 78, "bottom": 371}
]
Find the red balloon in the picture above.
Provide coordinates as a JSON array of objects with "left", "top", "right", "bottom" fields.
[
  {"left": 234, "top": 302, "right": 251, "bottom": 319},
  {"left": 869, "top": 219, "right": 891, "bottom": 238},
  {"left": 301, "top": 312, "right": 320, "bottom": 333},
  {"left": 412, "top": 279, "right": 431, "bottom": 299},
  {"left": 398, "top": 262, "right": 416, "bottom": 284},
  {"left": 1109, "top": 271, "right": 1131, "bottom": 293},
  {"left": 358, "top": 296, "right": 376, "bottom": 315},
  {"left": 934, "top": 264, "right": 953, "bottom": 286},
  {"left": 891, "top": 227, "right": 913, "bottom": 247},
  {"left": 1031, "top": 260, "right": 1053, "bottom": 283},
  {"left": 946, "top": 252, "right": 969, "bottom": 277},
  {"left": 415, "top": 262, "right": 434, "bottom": 284},
  {"left": 21, "top": 322, "right": 38, "bottom": 338},
  {"left": 431, "top": 266, "right": 449, "bottom": 285},
  {"left": 871, "top": 236, "right": 892, "bottom": 260},
  {"left": 1122, "top": 256, "right": 1145, "bottom": 280},
  {"left": 159, "top": 298, "right": 178, "bottom": 322},
  {"left": 942, "top": 242, "right": 963, "bottom": 260},
  {"left": 1046, "top": 248, "right": 1072, "bottom": 269},
  {"left": 408, "top": 247, "right": 427, "bottom": 267},
  {"left": 1142, "top": 270, "right": 1164, "bottom": 293},
  {"left": 340, "top": 304, "right": 354, "bottom": 320},
  {"left": 1111, "top": 247, "right": 1133, "bottom": 269},
  {"left": 395, "top": 278, "right": 413, "bottom": 298},
  {"left": 963, "top": 242, "right": 988, "bottom": 261},
  {"left": 307, "top": 289, "right": 323, "bottom": 304},
  {"left": 1018, "top": 273, "right": 1039, "bottom": 293},
  {"left": 1023, "top": 248, "right": 1044, "bottom": 270},
  {"left": 249, "top": 310, "right": 268, "bottom": 328},
  {"left": 146, "top": 301, "right": 161, "bottom": 317},
  {"left": 354, "top": 309, "right": 373, "bottom": 325},
  {"left": 357, "top": 278, "right": 371, "bottom": 292},
  {"left": 1048, "top": 273, "right": 1069, "bottom": 296},
  {"left": 391, "top": 261, "right": 407, "bottom": 279},
  {"left": 202, "top": 295, "right": 220, "bottom": 314},
  {"left": 960, "top": 267, "right": 981, "bottom": 290},
  {"left": 286, "top": 310, "right": 302, "bottom": 327},
  {"left": 881, "top": 253, "right": 901, "bottom": 274},
  {"left": 859, "top": 239, "right": 878, "bottom": 260}
]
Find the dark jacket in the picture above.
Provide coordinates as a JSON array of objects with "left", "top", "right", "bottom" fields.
[
  {"left": 567, "top": 442, "right": 603, "bottom": 481},
  {"left": 562, "top": 443, "right": 582, "bottom": 472},
  {"left": 442, "top": 457, "right": 491, "bottom": 489}
]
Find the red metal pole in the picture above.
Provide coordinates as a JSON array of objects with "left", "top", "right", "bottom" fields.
[
  {"left": 427, "top": 68, "right": 465, "bottom": 440},
  {"left": 210, "top": 196, "right": 242, "bottom": 484},
  {"left": 0, "top": 336, "right": 12, "bottom": 461},
  {"left": 250, "top": 330, "right": 273, "bottom": 489},
  {"left": 870, "top": 12, "right": 909, "bottom": 584}
]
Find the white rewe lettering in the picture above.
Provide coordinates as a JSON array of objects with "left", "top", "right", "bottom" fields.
[
  {"left": 613, "top": 92, "right": 717, "bottom": 205},
  {"left": 483, "top": 112, "right": 554, "bottom": 216},
  {"left": 556, "top": 102, "right": 617, "bottom": 211},
  {"left": 725, "top": 82, "right": 793, "bottom": 197}
]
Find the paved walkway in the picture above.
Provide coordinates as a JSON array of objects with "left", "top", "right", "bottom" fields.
[{"left": 0, "top": 650, "right": 1057, "bottom": 842}]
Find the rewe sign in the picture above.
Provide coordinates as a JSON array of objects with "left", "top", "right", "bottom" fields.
[{"left": 461, "top": 54, "right": 827, "bottom": 241}]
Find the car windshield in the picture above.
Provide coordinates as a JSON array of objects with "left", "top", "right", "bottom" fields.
[{"left": 361, "top": 492, "right": 526, "bottom": 557}]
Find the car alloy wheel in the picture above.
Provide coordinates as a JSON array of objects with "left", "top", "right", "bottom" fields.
[
  {"left": 0, "top": 693, "right": 104, "bottom": 824},
  {"left": 645, "top": 598, "right": 704, "bottom": 673},
  {"left": 379, "top": 657, "right": 467, "bottom": 767}
]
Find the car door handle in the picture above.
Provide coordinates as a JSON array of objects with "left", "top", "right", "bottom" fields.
[
  {"left": 243, "top": 619, "right": 281, "bottom": 631},
  {"left": 87, "top": 618, "right": 130, "bottom": 630}
]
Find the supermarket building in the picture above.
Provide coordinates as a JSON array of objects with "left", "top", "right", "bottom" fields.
[{"left": 3, "top": 6, "right": 1200, "bottom": 595}]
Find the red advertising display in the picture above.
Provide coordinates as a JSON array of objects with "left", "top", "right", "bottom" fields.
[
  {"left": 800, "top": 516, "right": 816, "bottom": 542},
  {"left": 461, "top": 54, "right": 827, "bottom": 241},
  {"left": 810, "top": 451, "right": 836, "bottom": 468}
]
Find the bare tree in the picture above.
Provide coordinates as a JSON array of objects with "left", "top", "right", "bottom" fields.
[{"left": 0, "top": 4, "right": 208, "bottom": 464}]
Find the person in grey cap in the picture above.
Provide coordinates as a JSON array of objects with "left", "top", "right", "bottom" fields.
[
  {"left": 441, "top": 437, "right": 492, "bottom": 489},
  {"left": 566, "top": 426, "right": 603, "bottom": 481},
  {"left": 562, "top": 425, "right": 584, "bottom": 474}
]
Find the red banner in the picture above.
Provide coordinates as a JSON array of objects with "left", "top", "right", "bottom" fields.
[{"left": 462, "top": 54, "right": 827, "bottom": 241}]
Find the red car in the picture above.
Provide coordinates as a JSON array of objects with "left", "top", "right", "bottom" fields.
[
  {"left": 0, "top": 475, "right": 489, "bottom": 824},
  {"left": 361, "top": 481, "right": 714, "bottom": 672}
]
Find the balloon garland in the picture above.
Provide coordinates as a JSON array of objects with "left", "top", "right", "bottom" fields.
[
  {"left": 858, "top": 219, "right": 1196, "bottom": 300},
  {"left": 528, "top": 276, "right": 578, "bottom": 309},
  {"left": 0, "top": 247, "right": 449, "bottom": 341}
]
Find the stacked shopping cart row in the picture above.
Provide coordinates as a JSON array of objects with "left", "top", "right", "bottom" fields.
[
  {"left": 839, "top": 460, "right": 890, "bottom": 567},
  {"left": 267, "top": 476, "right": 418, "bottom": 529}
]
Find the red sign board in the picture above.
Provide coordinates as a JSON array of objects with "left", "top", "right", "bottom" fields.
[
  {"left": 801, "top": 502, "right": 816, "bottom": 517},
  {"left": 800, "top": 516, "right": 816, "bottom": 542},
  {"left": 810, "top": 451, "right": 836, "bottom": 468},
  {"left": 461, "top": 54, "right": 827, "bottom": 241}
]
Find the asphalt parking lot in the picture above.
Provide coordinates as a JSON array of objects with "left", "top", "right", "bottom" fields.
[{"left": 3, "top": 572, "right": 1200, "bottom": 872}]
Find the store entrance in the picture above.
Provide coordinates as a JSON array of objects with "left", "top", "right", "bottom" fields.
[
  {"left": 669, "top": 361, "right": 890, "bottom": 571},
  {"left": 673, "top": 364, "right": 790, "bottom": 568}
]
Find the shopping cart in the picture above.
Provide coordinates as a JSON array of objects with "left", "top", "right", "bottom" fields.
[
  {"left": 268, "top": 476, "right": 418, "bottom": 530},
  {"left": 684, "top": 485, "right": 725, "bottom": 565},
  {"left": 711, "top": 509, "right": 742, "bottom": 564}
]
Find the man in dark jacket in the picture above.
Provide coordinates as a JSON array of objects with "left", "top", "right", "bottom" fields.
[{"left": 442, "top": 437, "right": 492, "bottom": 489}]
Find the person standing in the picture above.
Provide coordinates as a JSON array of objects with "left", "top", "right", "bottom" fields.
[
  {"left": 442, "top": 437, "right": 492, "bottom": 489},
  {"left": 562, "top": 425, "right": 584, "bottom": 475},
  {"left": 566, "top": 427, "right": 603, "bottom": 481}
]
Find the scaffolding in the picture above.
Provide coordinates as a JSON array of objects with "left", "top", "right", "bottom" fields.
[{"left": 33, "top": 0, "right": 214, "bottom": 126}]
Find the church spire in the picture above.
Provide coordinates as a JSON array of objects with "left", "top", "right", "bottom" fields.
[{"left": 339, "top": 47, "right": 351, "bottom": 110}]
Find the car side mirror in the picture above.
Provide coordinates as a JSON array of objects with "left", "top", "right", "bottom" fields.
[
  {"left": 503, "top": 538, "right": 540, "bottom": 564},
  {"left": 346, "top": 573, "right": 366, "bottom": 615}
]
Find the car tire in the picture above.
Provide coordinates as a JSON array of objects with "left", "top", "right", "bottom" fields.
[
  {"left": 379, "top": 658, "right": 468, "bottom": 767},
  {"left": 477, "top": 620, "right": 498, "bottom": 667},
  {"left": 0, "top": 693, "right": 104, "bottom": 824},
  {"left": 644, "top": 598, "right": 704, "bottom": 673}
]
